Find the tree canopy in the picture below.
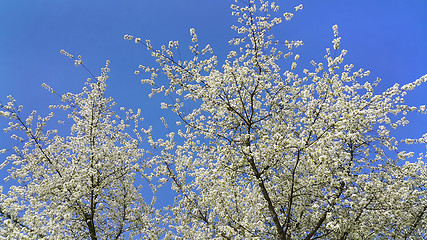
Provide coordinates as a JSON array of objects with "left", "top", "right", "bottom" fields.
[{"left": 1, "top": 0, "right": 426, "bottom": 239}]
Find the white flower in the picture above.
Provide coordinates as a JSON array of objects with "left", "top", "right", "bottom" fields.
[
  {"left": 332, "top": 37, "right": 341, "bottom": 50},
  {"left": 332, "top": 24, "right": 339, "bottom": 37}
]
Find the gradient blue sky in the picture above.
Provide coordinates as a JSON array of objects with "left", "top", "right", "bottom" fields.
[{"left": 0, "top": 0, "right": 426, "bottom": 198}]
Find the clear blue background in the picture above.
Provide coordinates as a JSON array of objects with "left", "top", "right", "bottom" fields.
[{"left": 0, "top": 0, "right": 426, "bottom": 202}]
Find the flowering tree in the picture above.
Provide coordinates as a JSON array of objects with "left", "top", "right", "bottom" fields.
[
  {"left": 0, "top": 61, "right": 160, "bottom": 239},
  {"left": 1, "top": 0, "right": 426, "bottom": 239},
  {"left": 129, "top": 0, "right": 427, "bottom": 239}
]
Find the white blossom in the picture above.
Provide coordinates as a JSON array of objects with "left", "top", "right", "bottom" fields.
[
  {"left": 0, "top": 63, "right": 162, "bottom": 239},
  {"left": 1, "top": 0, "right": 427, "bottom": 239},
  {"left": 136, "top": 0, "right": 427, "bottom": 239}
]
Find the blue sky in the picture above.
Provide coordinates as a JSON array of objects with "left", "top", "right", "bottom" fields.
[{"left": 0, "top": 0, "right": 426, "bottom": 203}]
